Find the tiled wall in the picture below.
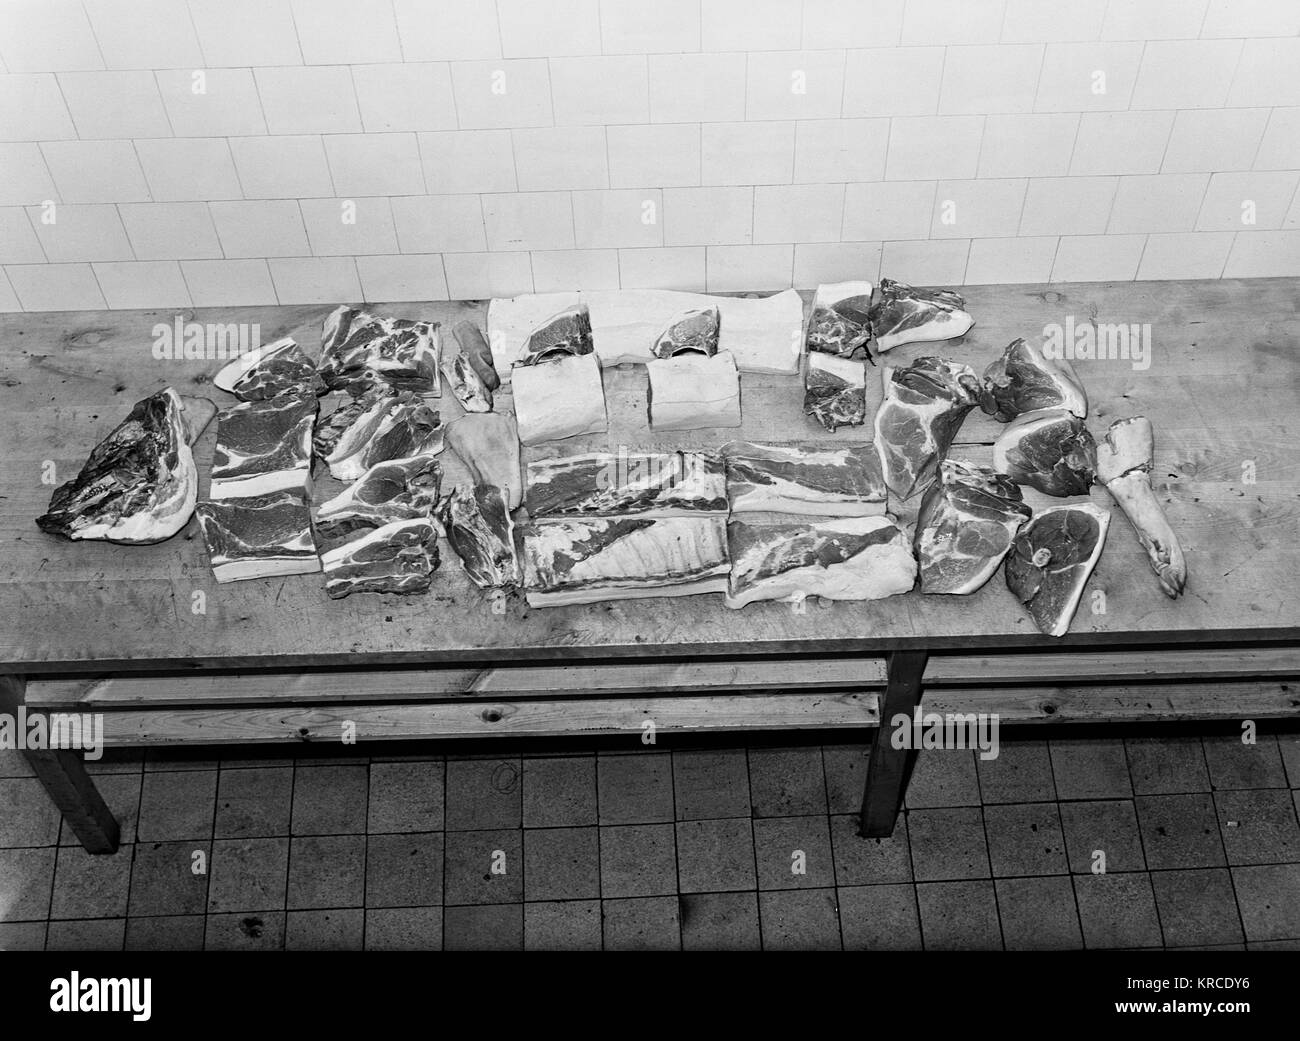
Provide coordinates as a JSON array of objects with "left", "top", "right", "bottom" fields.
[{"left": 1, "top": 0, "right": 1298, "bottom": 312}]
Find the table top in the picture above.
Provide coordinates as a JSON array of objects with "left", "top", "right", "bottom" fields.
[{"left": 2, "top": 278, "right": 1297, "bottom": 673}]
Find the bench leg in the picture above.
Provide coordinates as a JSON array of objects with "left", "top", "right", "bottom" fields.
[
  {"left": 1, "top": 674, "right": 120, "bottom": 854},
  {"left": 858, "top": 650, "right": 928, "bottom": 839}
]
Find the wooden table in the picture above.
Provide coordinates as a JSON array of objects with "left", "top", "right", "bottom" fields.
[{"left": 2, "top": 279, "right": 1297, "bottom": 853}]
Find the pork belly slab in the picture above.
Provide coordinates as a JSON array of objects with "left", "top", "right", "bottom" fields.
[
  {"left": 320, "top": 517, "right": 439, "bottom": 599},
  {"left": 511, "top": 351, "right": 608, "bottom": 446},
  {"left": 524, "top": 451, "right": 727, "bottom": 519},
  {"left": 722, "top": 441, "right": 887, "bottom": 516},
  {"left": 646, "top": 351, "right": 741, "bottom": 431},
  {"left": 196, "top": 489, "right": 320, "bottom": 583}
]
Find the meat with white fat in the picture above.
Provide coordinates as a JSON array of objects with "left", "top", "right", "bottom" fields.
[
  {"left": 524, "top": 451, "right": 727, "bottom": 518},
  {"left": 1004, "top": 503, "right": 1111, "bottom": 638},
  {"left": 320, "top": 517, "right": 438, "bottom": 599},
  {"left": 196, "top": 488, "right": 320, "bottom": 583},
  {"left": 646, "top": 351, "right": 741, "bottom": 431},
  {"left": 992, "top": 409, "right": 1097, "bottom": 497},
  {"left": 980, "top": 338, "right": 1087, "bottom": 422},
  {"left": 722, "top": 441, "right": 887, "bottom": 516},
  {"left": 439, "top": 485, "right": 519, "bottom": 589},
  {"left": 868, "top": 279, "right": 974, "bottom": 352},
  {"left": 651, "top": 306, "right": 720, "bottom": 358},
  {"left": 313, "top": 454, "right": 442, "bottom": 542},
  {"left": 873, "top": 357, "right": 981, "bottom": 500},
  {"left": 805, "top": 281, "right": 873, "bottom": 358},
  {"left": 803, "top": 352, "right": 867, "bottom": 431},
  {"left": 317, "top": 306, "right": 441, "bottom": 396},
  {"left": 512, "top": 351, "right": 608, "bottom": 446},
  {"left": 209, "top": 391, "right": 317, "bottom": 498},
  {"left": 213, "top": 337, "right": 324, "bottom": 401}
]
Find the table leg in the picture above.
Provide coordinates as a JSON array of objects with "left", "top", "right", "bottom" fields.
[
  {"left": 858, "top": 650, "right": 928, "bottom": 838},
  {"left": 0, "top": 674, "right": 120, "bottom": 854}
]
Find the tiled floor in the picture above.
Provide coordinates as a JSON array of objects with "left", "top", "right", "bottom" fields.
[{"left": 2, "top": 730, "right": 1299, "bottom": 951}]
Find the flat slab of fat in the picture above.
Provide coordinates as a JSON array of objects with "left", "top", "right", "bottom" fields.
[
  {"left": 511, "top": 352, "right": 608, "bottom": 447},
  {"left": 647, "top": 351, "right": 741, "bottom": 431}
]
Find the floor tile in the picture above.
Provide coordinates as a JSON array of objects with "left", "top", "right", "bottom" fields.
[
  {"left": 445, "top": 758, "right": 522, "bottom": 830},
  {"left": 753, "top": 815, "right": 834, "bottom": 890},
  {"left": 1230, "top": 864, "right": 1300, "bottom": 942},
  {"left": 0, "top": 749, "right": 34, "bottom": 779},
  {"left": 523, "top": 757, "right": 597, "bottom": 828},
  {"left": 1277, "top": 734, "right": 1300, "bottom": 788},
  {"left": 599, "top": 824, "right": 677, "bottom": 898},
  {"left": 822, "top": 744, "right": 869, "bottom": 815},
  {"left": 285, "top": 908, "right": 364, "bottom": 950},
  {"left": 916, "top": 880, "right": 1002, "bottom": 950},
  {"left": 601, "top": 896, "right": 680, "bottom": 950},
  {"left": 0, "top": 921, "right": 47, "bottom": 950},
  {"left": 1150, "top": 868, "right": 1244, "bottom": 947},
  {"left": 1050, "top": 739, "right": 1132, "bottom": 800},
  {"left": 1214, "top": 788, "right": 1300, "bottom": 865},
  {"left": 85, "top": 750, "right": 144, "bottom": 775},
  {"left": 747, "top": 747, "right": 827, "bottom": 817},
  {"left": 207, "top": 837, "right": 289, "bottom": 914},
  {"left": 444, "top": 904, "right": 523, "bottom": 951},
  {"left": 1248, "top": 938, "right": 1300, "bottom": 950},
  {"left": 596, "top": 752, "right": 674, "bottom": 824},
  {"left": 907, "top": 807, "right": 989, "bottom": 881},
  {"left": 50, "top": 843, "right": 132, "bottom": 919},
  {"left": 1125, "top": 736, "right": 1210, "bottom": 795},
  {"left": 672, "top": 749, "right": 750, "bottom": 820},
  {"left": 0, "top": 777, "right": 62, "bottom": 847},
  {"left": 1135, "top": 793, "right": 1225, "bottom": 870},
  {"left": 1059, "top": 800, "right": 1145, "bottom": 874},
  {"left": 759, "top": 888, "right": 841, "bottom": 950},
  {"left": 215, "top": 767, "right": 292, "bottom": 838},
  {"left": 984, "top": 803, "right": 1068, "bottom": 877},
  {"left": 523, "top": 827, "right": 600, "bottom": 901},
  {"left": 291, "top": 765, "right": 368, "bottom": 836},
  {"left": 59, "top": 773, "right": 141, "bottom": 847},
  {"left": 368, "top": 760, "right": 445, "bottom": 834},
  {"left": 204, "top": 911, "right": 285, "bottom": 951},
  {"left": 128, "top": 841, "right": 209, "bottom": 917},
  {"left": 838, "top": 884, "right": 922, "bottom": 951},
  {"left": 46, "top": 918, "right": 125, "bottom": 951},
  {"left": 443, "top": 828, "right": 523, "bottom": 905},
  {"left": 524, "top": 900, "right": 602, "bottom": 950},
  {"left": 136, "top": 770, "right": 217, "bottom": 842},
  {"left": 285, "top": 835, "right": 365, "bottom": 910},
  {"left": 675, "top": 818, "right": 756, "bottom": 893},
  {"left": 905, "top": 749, "right": 980, "bottom": 808},
  {"left": 366, "top": 833, "right": 443, "bottom": 908},
  {"left": 1203, "top": 734, "right": 1287, "bottom": 790},
  {"left": 976, "top": 739, "right": 1056, "bottom": 804},
  {"left": 680, "top": 891, "right": 761, "bottom": 951},
  {"left": 829, "top": 813, "right": 911, "bottom": 886},
  {"left": 124, "top": 915, "right": 205, "bottom": 951},
  {"left": 145, "top": 749, "right": 219, "bottom": 772},
  {"left": 365, "top": 906, "right": 442, "bottom": 950},
  {"left": 1073, "top": 873, "right": 1162, "bottom": 949},
  {"left": 995, "top": 876, "right": 1082, "bottom": 950}
]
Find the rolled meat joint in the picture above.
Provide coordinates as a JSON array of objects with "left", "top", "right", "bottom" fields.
[
  {"left": 992, "top": 409, "right": 1097, "bottom": 497},
  {"left": 803, "top": 351, "right": 866, "bottom": 431},
  {"left": 651, "top": 306, "right": 719, "bottom": 358},
  {"left": 868, "top": 278, "right": 974, "bottom": 352},
  {"left": 317, "top": 306, "right": 441, "bottom": 396},
  {"left": 1005, "top": 503, "right": 1110, "bottom": 638},
  {"left": 980, "top": 337, "right": 1087, "bottom": 422},
  {"left": 1094, "top": 416, "right": 1187, "bottom": 599},
  {"left": 646, "top": 351, "right": 741, "bottom": 431},
  {"left": 805, "top": 281, "right": 874, "bottom": 359},
  {"left": 512, "top": 351, "right": 609, "bottom": 446}
]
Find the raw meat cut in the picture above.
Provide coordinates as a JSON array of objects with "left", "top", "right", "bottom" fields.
[
  {"left": 317, "top": 306, "right": 440, "bottom": 395},
  {"left": 323, "top": 393, "right": 444, "bottom": 483},
  {"left": 445, "top": 413, "right": 522, "bottom": 510},
  {"left": 646, "top": 351, "right": 741, "bottom": 431},
  {"left": 725, "top": 515, "right": 916, "bottom": 608},
  {"left": 803, "top": 352, "right": 866, "bottom": 431},
  {"left": 1094, "top": 416, "right": 1186, "bottom": 598},
  {"left": 992, "top": 410, "right": 1097, "bottom": 497},
  {"left": 1005, "top": 503, "right": 1111, "bottom": 637},
  {"left": 524, "top": 451, "right": 727, "bottom": 518},
  {"left": 196, "top": 488, "right": 320, "bottom": 583},
  {"left": 873, "top": 357, "right": 981, "bottom": 500},
  {"left": 722, "top": 441, "right": 887, "bottom": 517},
  {"left": 914, "top": 460, "right": 1032, "bottom": 594},
  {"left": 213, "top": 337, "right": 324, "bottom": 401},
  {"left": 439, "top": 484, "right": 519, "bottom": 589},
  {"left": 36, "top": 387, "right": 199, "bottom": 544},
  {"left": 516, "top": 304, "right": 594, "bottom": 366},
  {"left": 209, "top": 391, "right": 317, "bottom": 498},
  {"left": 320, "top": 517, "right": 438, "bottom": 599},
  {"left": 651, "top": 306, "right": 719, "bottom": 358},
  {"left": 312, "top": 385, "right": 396, "bottom": 459},
  {"left": 805, "top": 281, "right": 873, "bottom": 358},
  {"left": 451, "top": 320, "right": 499, "bottom": 390},
  {"left": 442, "top": 352, "right": 493, "bottom": 413},
  {"left": 512, "top": 351, "right": 608, "bottom": 446},
  {"left": 980, "top": 338, "right": 1087, "bottom": 422},
  {"left": 313, "top": 454, "right": 442, "bottom": 542},
  {"left": 180, "top": 395, "right": 218, "bottom": 444},
  {"left": 520, "top": 515, "right": 730, "bottom": 607},
  {"left": 869, "top": 279, "right": 974, "bottom": 352}
]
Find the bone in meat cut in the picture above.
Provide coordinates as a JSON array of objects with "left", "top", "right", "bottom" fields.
[
  {"left": 326, "top": 394, "right": 444, "bottom": 483},
  {"left": 1005, "top": 503, "right": 1111, "bottom": 638},
  {"left": 317, "top": 306, "right": 441, "bottom": 396},
  {"left": 209, "top": 391, "right": 317, "bottom": 498},
  {"left": 520, "top": 515, "right": 730, "bottom": 607},
  {"left": 805, "top": 281, "right": 873, "bottom": 358},
  {"left": 651, "top": 306, "right": 719, "bottom": 358},
  {"left": 1094, "top": 416, "right": 1186, "bottom": 598},
  {"left": 992, "top": 409, "right": 1097, "bottom": 497},
  {"left": 439, "top": 484, "right": 519, "bottom": 589},
  {"left": 803, "top": 351, "right": 866, "bottom": 431},
  {"left": 515, "top": 304, "right": 594, "bottom": 366},
  {"left": 873, "top": 357, "right": 981, "bottom": 500},
  {"left": 312, "top": 384, "right": 396, "bottom": 460},
  {"left": 451, "top": 320, "right": 499, "bottom": 391},
  {"left": 445, "top": 412, "right": 522, "bottom": 510},
  {"left": 868, "top": 278, "right": 974, "bottom": 352},
  {"left": 313, "top": 454, "right": 442, "bottom": 542},
  {"left": 914, "top": 460, "right": 1032, "bottom": 594},
  {"left": 196, "top": 488, "right": 320, "bottom": 583},
  {"left": 36, "top": 387, "right": 199, "bottom": 544},
  {"left": 442, "top": 352, "right": 493, "bottom": 413},
  {"left": 320, "top": 517, "right": 438, "bottom": 599},
  {"left": 213, "top": 337, "right": 324, "bottom": 401},
  {"left": 979, "top": 338, "right": 1087, "bottom": 422},
  {"left": 524, "top": 451, "right": 727, "bottom": 518},
  {"left": 646, "top": 351, "right": 741, "bottom": 431},
  {"left": 721, "top": 441, "right": 887, "bottom": 517},
  {"left": 512, "top": 351, "right": 608, "bottom": 446},
  {"left": 725, "top": 515, "right": 916, "bottom": 608}
]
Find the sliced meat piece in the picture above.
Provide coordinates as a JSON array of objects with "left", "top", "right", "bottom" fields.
[
  {"left": 873, "top": 356, "right": 981, "bottom": 500},
  {"left": 318, "top": 306, "right": 441, "bottom": 395},
  {"left": 312, "top": 384, "right": 396, "bottom": 460},
  {"left": 805, "top": 281, "right": 874, "bottom": 358},
  {"left": 869, "top": 278, "right": 974, "bottom": 352},
  {"left": 327, "top": 394, "right": 444, "bottom": 483},
  {"left": 213, "top": 337, "right": 324, "bottom": 401},
  {"left": 1005, "top": 503, "right": 1111, "bottom": 637},
  {"left": 525, "top": 451, "right": 727, "bottom": 518},
  {"left": 439, "top": 484, "right": 519, "bottom": 589},
  {"left": 451, "top": 320, "right": 499, "bottom": 391},
  {"left": 726, "top": 515, "right": 915, "bottom": 608},
  {"left": 722, "top": 441, "right": 887, "bottom": 517},
  {"left": 651, "top": 306, "right": 720, "bottom": 358},
  {"left": 196, "top": 488, "right": 320, "bottom": 583},
  {"left": 992, "top": 409, "right": 1097, "bottom": 497},
  {"left": 980, "top": 337, "right": 1088, "bottom": 422},
  {"left": 803, "top": 351, "right": 866, "bottom": 431},
  {"left": 209, "top": 391, "right": 317, "bottom": 497},
  {"left": 512, "top": 351, "right": 608, "bottom": 446},
  {"left": 1095, "top": 416, "right": 1186, "bottom": 599},
  {"left": 646, "top": 351, "right": 741, "bottom": 431},
  {"left": 520, "top": 515, "right": 730, "bottom": 607},
  {"left": 320, "top": 517, "right": 438, "bottom": 599},
  {"left": 515, "top": 304, "right": 594, "bottom": 366},
  {"left": 915, "top": 460, "right": 1033, "bottom": 594},
  {"left": 445, "top": 413, "right": 522, "bottom": 510},
  {"left": 36, "top": 387, "right": 199, "bottom": 544},
  {"left": 442, "top": 352, "right": 492, "bottom": 413},
  {"left": 313, "top": 454, "right": 442, "bottom": 542}
]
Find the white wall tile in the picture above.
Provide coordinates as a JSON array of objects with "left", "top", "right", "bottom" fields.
[
  {"left": 1000, "top": 0, "right": 1106, "bottom": 42},
  {"left": 391, "top": 195, "right": 486, "bottom": 253},
  {"left": 268, "top": 256, "right": 363, "bottom": 304},
  {"left": 419, "top": 131, "right": 517, "bottom": 194},
  {"left": 0, "top": 144, "right": 56, "bottom": 205},
  {"left": 702, "top": 122, "right": 795, "bottom": 186},
  {"left": 135, "top": 139, "right": 242, "bottom": 202},
  {"left": 0, "top": 74, "right": 77, "bottom": 140},
  {"left": 182, "top": 259, "right": 277, "bottom": 305},
  {"left": 1201, "top": 0, "right": 1300, "bottom": 38},
  {"left": 1228, "top": 39, "right": 1300, "bottom": 108},
  {"left": 290, "top": 0, "right": 401, "bottom": 65},
  {"left": 803, "top": 0, "right": 904, "bottom": 49},
  {"left": 299, "top": 197, "right": 399, "bottom": 255},
  {"left": 886, "top": 116, "right": 983, "bottom": 181},
  {"left": 607, "top": 124, "right": 701, "bottom": 188},
  {"left": 1196, "top": 171, "right": 1300, "bottom": 231},
  {"left": 902, "top": 0, "right": 1005, "bottom": 45},
  {"left": 1130, "top": 39, "right": 1241, "bottom": 109},
  {"left": 356, "top": 254, "right": 449, "bottom": 303},
  {"left": 1162, "top": 109, "right": 1270, "bottom": 173},
  {"left": 964, "top": 236, "right": 1059, "bottom": 284},
  {"left": 649, "top": 53, "right": 747, "bottom": 123},
  {"left": 156, "top": 68, "right": 268, "bottom": 137},
  {"left": 0, "top": 269, "right": 21, "bottom": 311},
  {"left": 482, "top": 192, "right": 574, "bottom": 251},
  {"left": 119, "top": 202, "right": 222, "bottom": 260},
  {"left": 229, "top": 136, "right": 334, "bottom": 198},
  {"left": 1101, "top": 0, "right": 1207, "bottom": 41},
  {"left": 352, "top": 64, "right": 458, "bottom": 132},
  {"left": 930, "top": 179, "right": 1028, "bottom": 239},
  {"left": 663, "top": 186, "right": 752, "bottom": 246},
  {"left": 209, "top": 200, "right": 311, "bottom": 257},
  {"left": 93, "top": 260, "right": 191, "bottom": 308},
  {"left": 842, "top": 180, "right": 936, "bottom": 240},
  {"left": 1069, "top": 112, "right": 1175, "bottom": 176},
  {"left": 0, "top": 208, "right": 45, "bottom": 263},
  {"left": 939, "top": 44, "right": 1043, "bottom": 116},
  {"left": 754, "top": 184, "right": 844, "bottom": 244},
  {"left": 324, "top": 133, "right": 426, "bottom": 197},
  {"left": 978, "top": 113, "right": 1078, "bottom": 178},
  {"left": 792, "top": 241, "right": 883, "bottom": 287},
  {"left": 6, "top": 263, "right": 106, "bottom": 310},
  {"left": 746, "top": 51, "right": 846, "bottom": 122},
  {"left": 443, "top": 251, "right": 534, "bottom": 298},
  {"left": 706, "top": 244, "right": 793, "bottom": 292},
  {"left": 40, "top": 141, "right": 151, "bottom": 203},
  {"left": 531, "top": 249, "right": 620, "bottom": 291},
  {"left": 187, "top": 0, "right": 304, "bottom": 67},
  {"left": 497, "top": 0, "right": 601, "bottom": 58},
  {"left": 600, "top": 0, "right": 702, "bottom": 53},
  {"left": 1222, "top": 230, "right": 1300, "bottom": 277},
  {"left": 843, "top": 48, "right": 945, "bottom": 117},
  {"left": 573, "top": 189, "right": 664, "bottom": 248},
  {"left": 618, "top": 246, "right": 705, "bottom": 289},
  {"left": 0, "top": 1, "right": 103, "bottom": 73},
  {"left": 1255, "top": 110, "right": 1300, "bottom": 171},
  {"left": 450, "top": 60, "right": 554, "bottom": 130},
  {"left": 794, "top": 118, "right": 888, "bottom": 184},
  {"left": 1136, "top": 231, "right": 1234, "bottom": 279},
  {"left": 701, "top": 0, "right": 801, "bottom": 51},
  {"left": 58, "top": 72, "right": 171, "bottom": 138},
  {"left": 513, "top": 127, "right": 609, "bottom": 191},
  {"left": 1108, "top": 173, "right": 1210, "bottom": 233},
  {"left": 255, "top": 66, "right": 362, "bottom": 134},
  {"left": 1051, "top": 234, "right": 1146, "bottom": 281},
  {"left": 551, "top": 57, "right": 649, "bottom": 126},
  {"left": 83, "top": 0, "right": 203, "bottom": 71},
  {"left": 879, "top": 239, "right": 970, "bottom": 285},
  {"left": 392, "top": 0, "right": 502, "bottom": 61},
  {"left": 1034, "top": 42, "right": 1143, "bottom": 111},
  {"left": 1019, "top": 176, "right": 1118, "bottom": 235},
  {"left": 29, "top": 204, "right": 132, "bottom": 261}
]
